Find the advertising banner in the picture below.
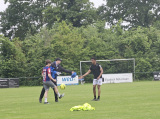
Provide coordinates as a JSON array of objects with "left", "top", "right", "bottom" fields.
[
  {"left": 153, "top": 72, "right": 160, "bottom": 81},
  {"left": 57, "top": 76, "right": 78, "bottom": 86},
  {"left": 0, "top": 78, "right": 19, "bottom": 88},
  {"left": 102, "top": 73, "right": 133, "bottom": 84},
  {"left": 9, "top": 78, "right": 19, "bottom": 88},
  {"left": 0, "top": 79, "right": 9, "bottom": 88}
]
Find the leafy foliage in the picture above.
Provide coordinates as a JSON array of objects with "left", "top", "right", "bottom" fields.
[
  {"left": 0, "top": 0, "right": 52, "bottom": 40},
  {"left": 1, "top": 19, "right": 160, "bottom": 84},
  {"left": 0, "top": 35, "right": 27, "bottom": 78},
  {"left": 98, "top": 0, "right": 160, "bottom": 28},
  {"left": 43, "top": 0, "right": 97, "bottom": 28}
]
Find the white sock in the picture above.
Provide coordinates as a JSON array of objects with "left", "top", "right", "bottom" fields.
[
  {"left": 45, "top": 98, "right": 47, "bottom": 102},
  {"left": 57, "top": 92, "right": 60, "bottom": 97}
]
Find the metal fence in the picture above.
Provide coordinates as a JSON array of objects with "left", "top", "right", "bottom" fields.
[
  {"left": 0, "top": 71, "right": 156, "bottom": 86},
  {"left": 18, "top": 77, "right": 42, "bottom": 86}
]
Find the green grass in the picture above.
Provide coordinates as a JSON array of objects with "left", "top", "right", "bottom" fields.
[{"left": 1, "top": 81, "right": 160, "bottom": 119}]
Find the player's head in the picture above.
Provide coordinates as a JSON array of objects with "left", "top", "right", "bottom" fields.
[
  {"left": 45, "top": 59, "right": 52, "bottom": 66},
  {"left": 91, "top": 57, "right": 96, "bottom": 64},
  {"left": 55, "top": 58, "right": 62, "bottom": 64}
]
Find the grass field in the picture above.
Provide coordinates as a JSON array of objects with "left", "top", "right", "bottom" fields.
[{"left": 0, "top": 81, "right": 160, "bottom": 119}]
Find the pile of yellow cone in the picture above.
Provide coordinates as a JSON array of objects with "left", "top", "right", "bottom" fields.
[{"left": 70, "top": 103, "right": 95, "bottom": 111}]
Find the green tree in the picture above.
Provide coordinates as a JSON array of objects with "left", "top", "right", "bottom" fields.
[
  {"left": 98, "top": 0, "right": 160, "bottom": 28},
  {"left": 0, "top": 35, "right": 26, "bottom": 78},
  {"left": 153, "top": 20, "right": 160, "bottom": 30},
  {"left": 17, "top": 21, "right": 115, "bottom": 83},
  {"left": 43, "top": 0, "right": 97, "bottom": 28},
  {"left": 117, "top": 26, "right": 160, "bottom": 79},
  {"left": 1, "top": 20, "right": 160, "bottom": 82},
  {"left": 0, "top": 0, "right": 52, "bottom": 40}
]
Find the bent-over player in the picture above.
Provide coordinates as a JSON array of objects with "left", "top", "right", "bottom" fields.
[
  {"left": 39, "top": 58, "right": 74, "bottom": 103},
  {"left": 42, "top": 59, "right": 64, "bottom": 104},
  {"left": 79, "top": 57, "right": 103, "bottom": 101}
]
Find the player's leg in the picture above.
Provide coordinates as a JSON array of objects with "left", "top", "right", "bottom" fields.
[
  {"left": 49, "top": 81, "right": 65, "bottom": 99},
  {"left": 97, "top": 85, "right": 101, "bottom": 100},
  {"left": 44, "top": 90, "right": 49, "bottom": 104},
  {"left": 52, "top": 81, "right": 58, "bottom": 102},
  {"left": 92, "top": 79, "right": 97, "bottom": 101},
  {"left": 39, "top": 87, "right": 45, "bottom": 103},
  {"left": 97, "top": 78, "right": 102, "bottom": 101},
  {"left": 43, "top": 82, "right": 50, "bottom": 104},
  {"left": 93, "top": 85, "right": 96, "bottom": 100},
  {"left": 53, "top": 86, "right": 65, "bottom": 99}
]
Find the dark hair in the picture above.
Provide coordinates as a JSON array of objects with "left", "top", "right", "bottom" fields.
[
  {"left": 55, "top": 58, "right": 62, "bottom": 61},
  {"left": 45, "top": 59, "right": 52, "bottom": 65},
  {"left": 91, "top": 57, "right": 96, "bottom": 60}
]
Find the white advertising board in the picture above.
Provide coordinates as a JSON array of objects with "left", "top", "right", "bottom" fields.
[
  {"left": 102, "top": 73, "right": 133, "bottom": 84},
  {"left": 57, "top": 76, "right": 78, "bottom": 86}
]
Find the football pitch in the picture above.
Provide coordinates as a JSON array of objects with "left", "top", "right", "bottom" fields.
[{"left": 0, "top": 81, "right": 160, "bottom": 119}]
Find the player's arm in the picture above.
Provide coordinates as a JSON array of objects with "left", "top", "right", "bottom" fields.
[
  {"left": 97, "top": 67, "right": 103, "bottom": 80},
  {"left": 48, "top": 74, "right": 56, "bottom": 82},
  {"left": 79, "top": 70, "right": 91, "bottom": 79},
  {"left": 59, "top": 66, "right": 74, "bottom": 74},
  {"left": 47, "top": 68, "right": 56, "bottom": 82}
]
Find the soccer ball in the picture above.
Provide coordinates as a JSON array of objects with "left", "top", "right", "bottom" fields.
[{"left": 60, "top": 84, "right": 66, "bottom": 90}]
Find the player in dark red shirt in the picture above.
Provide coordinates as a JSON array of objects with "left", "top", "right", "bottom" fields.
[
  {"left": 79, "top": 57, "right": 103, "bottom": 101},
  {"left": 42, "top": 59, "right": 64, "bottom": 104}
]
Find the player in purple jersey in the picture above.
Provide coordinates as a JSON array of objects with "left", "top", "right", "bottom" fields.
[
  {"left": 39, "top": 58, "right": 74, "bottom": 103},
  {"left": 42, "top": 59, "right": 64, "bottom": 104}
]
